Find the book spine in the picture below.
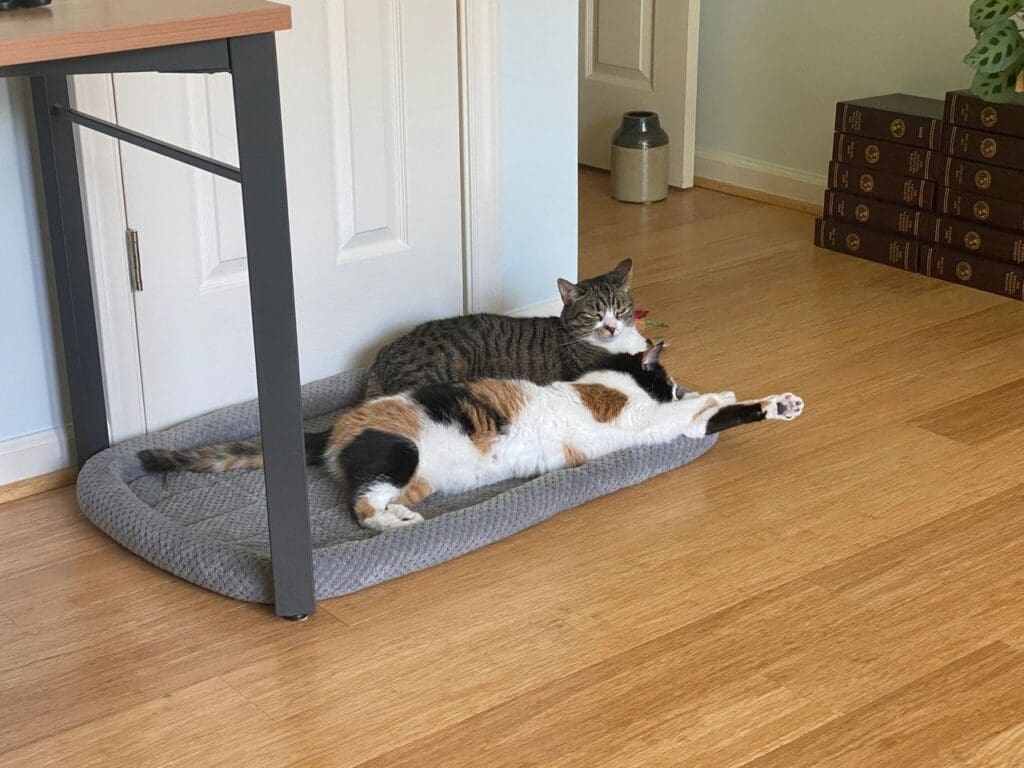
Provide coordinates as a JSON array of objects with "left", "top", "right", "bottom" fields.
[
  {"left": 932, "top": 217, "right": 1024, "bottom": 265},
  {"left": 828, "top": 162, "right": 935, "bottom": 209},
  {"left": 814, "top": 218, "right": 920, "bottom": 271},
  {"left": 835, "top": 102, "right": 942, "bottom": 148},
  {"left": 823, "top": 190, "right": 936, "bottom": 238},
  {"left": 942, "top": 156, "right": 1024, "bottom": 202},
  {"left": 944, "top": 125, "right": 1024, "bottom": 172},
  {"left": 833, "top": 133, "right": 939, "bottom": 179},
  {"left": 945, "top": 91, "right": 1024, "bottom": 138},
  {"left": 919, "top": 245, "right": 1024, "bottom": 299},
  {"left": 938, "top": 188, "right": 1024, "bottom": 232}
]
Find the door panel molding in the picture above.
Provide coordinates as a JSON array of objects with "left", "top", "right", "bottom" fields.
[
  {"left": 583, "top": 0, "right": 654, "bottom": 92},
  {"left": 182, "top": 74, "right": 248, "bottom": 292},
  {"left": 326, "top": 0, "right": 411, "bottom": 264}
]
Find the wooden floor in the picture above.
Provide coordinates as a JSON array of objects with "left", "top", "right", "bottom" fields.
[{"left": 4, "top": 168, "right": 1024, "bottom": 766}]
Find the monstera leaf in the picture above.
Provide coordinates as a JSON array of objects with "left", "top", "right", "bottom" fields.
[
  {"left": 970, "top": 0, "right": 1024, "bottom": 35},
  {"left": 972, "top": 66, "right": 1023, "bottom": 102},
  {"left": 965, "top": 19, "right": 1024, "bottom": 72}
]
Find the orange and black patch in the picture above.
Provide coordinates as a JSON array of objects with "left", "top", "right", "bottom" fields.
[
  {"left": 411, "top": 382, "right": 518, "bottom": 454},
  {"left": 466, "top": 380, "right": 527, "bottom": 424},
  {"left": 573, "top": 383, "right": 628, "bottom": 423},
  {"left": 327, "top": 397, "right": 421, "bottom": 455}
]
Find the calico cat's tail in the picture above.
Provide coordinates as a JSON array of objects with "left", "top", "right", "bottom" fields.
[{"left": 138, "top": 430, "right": 331, "bottom": 473}]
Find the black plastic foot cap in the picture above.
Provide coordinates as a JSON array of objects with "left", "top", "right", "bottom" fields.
[{"left": 282, "top": 613, "right": 309, "bottom": 622}]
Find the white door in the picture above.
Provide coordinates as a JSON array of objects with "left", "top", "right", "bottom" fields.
[
  {"left": 578, "top": 0, "right": 700, "bottom": 188},
  {"left": 110, "top": 0, "right": 463, "bottom": 431}
]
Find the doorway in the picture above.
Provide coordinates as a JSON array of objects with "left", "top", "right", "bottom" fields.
[{"left": 577, "top": 0, "right": 701, "bottom": 189}]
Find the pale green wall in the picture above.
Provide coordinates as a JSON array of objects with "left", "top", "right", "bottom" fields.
[{"left": 697, "top": 0, "right": 977, "bottom": 175}]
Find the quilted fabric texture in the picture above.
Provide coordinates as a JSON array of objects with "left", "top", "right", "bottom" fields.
[{"left": 76, "top": 369, "right": 718, "bottom": 603}]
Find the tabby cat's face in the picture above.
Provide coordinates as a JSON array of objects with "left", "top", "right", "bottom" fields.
[{"left": 558, "top": 259, "right": 635, "bottom": 342}]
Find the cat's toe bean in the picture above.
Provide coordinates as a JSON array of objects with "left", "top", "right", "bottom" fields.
[{"left": 764, "top": 393, "right": 804, "bottom": 421}]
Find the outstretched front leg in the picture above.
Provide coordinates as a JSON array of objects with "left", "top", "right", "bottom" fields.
[{"left": 703, "top": 393, "right": 804, "bottom": 435}]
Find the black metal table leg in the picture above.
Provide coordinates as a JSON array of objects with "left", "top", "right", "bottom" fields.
[
  {"left": 30, "top": 75, "right": 110, "bottom": 467},
  {"left": 229, "top": 33, "right": 315, "bottom": 619}
]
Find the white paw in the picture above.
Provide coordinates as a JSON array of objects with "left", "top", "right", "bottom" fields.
[
  {"left": 386, "top": 504, "right": 423, "bottom": 523},
  {"left": 763, "top": 393, "right": 804, "bottom": 421},
  {"left": 716, "top": 391, "right": 737, "bottom": 405},
  {"left": 363, "top": 505, "right": 425, "bottom": 531}
]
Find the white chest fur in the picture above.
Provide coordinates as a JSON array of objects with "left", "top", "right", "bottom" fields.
[{"left": 585, "top": 325, "right": 649, "bottom": 355}]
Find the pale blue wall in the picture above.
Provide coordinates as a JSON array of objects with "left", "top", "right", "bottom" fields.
[
  {"left": 0, "top": 78, "right": 68, "bottom": 442},
  {"left": 500, "top": 0, "right": 579, "bottom": 311},
  {"left": 697, "top": 0, "right": 973, "bottom": 175}
]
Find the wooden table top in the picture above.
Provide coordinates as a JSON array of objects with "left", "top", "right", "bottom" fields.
[{"left": 0, "top": 0, "right": 290, "bottom": 67}]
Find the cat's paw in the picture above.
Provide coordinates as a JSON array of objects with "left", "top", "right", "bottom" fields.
[
  {"left": 716, "top": 391, "right": 737, "bottom": 405},
  {"left": 763, "top": 393, "right": 804, "bottom": 421},
  {"left": 385, "top": 504, "right": 424, "bottom": 526},
  {"left": 363, "top": 505, "right": 425, "bottom": 531}
]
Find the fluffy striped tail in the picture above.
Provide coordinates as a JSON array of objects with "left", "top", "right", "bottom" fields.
[
  {"left": 137, "top": 439, "right": 264, "bottom": 473},
  {"left": 138, "top": 430, "right": 332, "bottom": 474}
]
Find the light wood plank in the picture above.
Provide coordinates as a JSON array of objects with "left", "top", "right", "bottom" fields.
[
  {"left": 742, "top": 642, "right": 1024, "bottom": 768},
  {"left": 912, "top": 377, "right": 1024, "bottom": 446},
  {"left": 0, "top": 0, "right": 291, "bottom": 67},
  {"left": 3, "top": 677, "right": 306, "bottom": 768}
]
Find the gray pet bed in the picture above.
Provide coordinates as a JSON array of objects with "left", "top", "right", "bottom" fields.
[{"left": 76, "top": 369, "right": 717, "bottom": 603}]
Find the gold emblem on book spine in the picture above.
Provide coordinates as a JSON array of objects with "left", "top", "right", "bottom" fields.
[
  {"left": 865, "top": 145, "right": 880, "bottom": 164},
  {"left": 859, "top": 173, "right": 874, "bottom": 192},
  {"left": 890, "top": 119, "right": 906, "bottom": 138},
  {"left": 846, "top": 233, "right": 861, "bottom": 251},
  {"left": 956, "top": 261, "right": 973, "bottom": 281},
  {"left": 981, "top": 107, "right": 998, "bottom": 128},
  {"left": 964, "top": 231, "right": 982, "bottom": 251},
  {"left": 974, "top": 200, "right": 991, "bottom": 220},
  {"left": 855, "top": 204, "right": 870, "bottom": 222},
  {"left": 981, "top": 138, "right": 998, "bottom": 158},
  {"left": 975, "top": 169, "right": 992, "bottom": 190}
]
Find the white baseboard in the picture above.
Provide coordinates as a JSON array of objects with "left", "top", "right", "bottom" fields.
[
  {"left": 506, "top": 297, "right": 563, "bottom": 318},
  {"left": 694, "top": 148, "right": 826, "bottom": 206},
  {"left": 0, "top": 427, "right": 74, "bottom": 485}
]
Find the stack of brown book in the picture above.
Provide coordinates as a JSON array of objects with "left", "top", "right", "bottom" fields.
[
  {"left": 927, "top": 91, "right": 1024, "bottom": 300},
  {"left": 815, "top": 94, "right": 944, "bottom": 274}
]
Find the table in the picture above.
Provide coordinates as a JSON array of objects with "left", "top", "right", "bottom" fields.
[{"left": 0, "top": 0, "right": 315, "bottom": 620}]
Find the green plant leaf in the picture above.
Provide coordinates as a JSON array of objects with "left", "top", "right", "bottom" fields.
[
  {"left": 970, "top": 0, "right": 1023, "bottom": 33},
  {"left": 964, "top": 19, "right": 1024, "bottom": 72},
  {"left": 971, "top": 65, "right": 1022, "bottom": 102}
]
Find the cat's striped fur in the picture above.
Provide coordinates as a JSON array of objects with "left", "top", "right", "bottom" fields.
[
  {"left": 364, "top": 259, "right": 647, "bottom": 397},
  {"left": 138, "top": 345, "right": 804, "bottom": 532}
]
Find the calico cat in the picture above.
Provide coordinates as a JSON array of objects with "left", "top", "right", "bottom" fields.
[
  {"left": 363, "top": 258, "right": 647, "bottom": 397},
  {"left": 138, "top": 344, "right": 804, "bottom": 532}
]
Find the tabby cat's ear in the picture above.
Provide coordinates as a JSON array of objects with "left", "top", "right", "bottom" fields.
[
  {"left": 641, "top": 340, "right": 665, "bottom": 370},
  {"left": 557, "top": 278, "right": 582, "bottom": 305},
  {"left": 610, "top": 258, "right": 634, "bottom": 288}
]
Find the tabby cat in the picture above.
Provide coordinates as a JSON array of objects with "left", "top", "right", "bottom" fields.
[
  {"left": 138, "top": 344, "right": 804, "bottom": 532},
  {"left": 363, "top": 259, "right": 647, "bottom": 397}
]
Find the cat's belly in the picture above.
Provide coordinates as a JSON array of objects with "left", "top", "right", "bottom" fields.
[{"left": 415, "top": 423, "right": 564, "bottom": 495}]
